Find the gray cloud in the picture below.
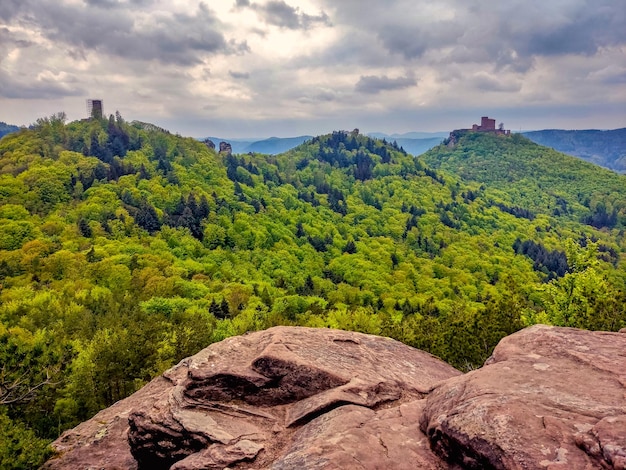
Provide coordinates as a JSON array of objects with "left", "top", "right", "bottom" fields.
[
  {"left": 470, "top": 73, "right": 522, "bottom": 93},
  {"left": 0, "top": 0, "right": 24, "bottom": 21},
  {"left": 377, "top": 21, "right": 463, "bottom": 60},
  {"left": 7, "top": 1, "right": 241, "bottom": 66},
  {"left": 589, "top": 65, "right": 626, "bottom": 85},
  {"left": 0, "top": 69, "right": 85, "bottom": 100},
  {"left": 318, "top": 0, "right": 626, "bottom": 72},
  {"left": 229, "top": 70, "right": 250, "bottom": 79},
  {"left": 355, "top": 74, "right": 417, "bottom": 94},
  {"left": 259, "top": 0, "right": 300, "bottom": 28},
  {"left": 84, "top": 0, "right": 155, "bottom": 8},
  {"left": 245, "top": 0, "right": 330, "bottom": 30},
  {"left": 511, "top": 1, "right": 626, "bottom": 58},
  {"left": 0, "top": 27, "right": 34, "bottom": 50},
  {"left": 296, "top": 89, "right": 339, "bottom": 104}
]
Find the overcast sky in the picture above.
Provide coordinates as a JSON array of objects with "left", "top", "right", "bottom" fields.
[{"left": 1, "top": 0, "right": 625, "bottom": 137}]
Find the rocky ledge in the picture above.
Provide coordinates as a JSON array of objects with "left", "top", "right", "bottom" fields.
[{"left": 43, "top": 325, "right": 626, "bottom": 469}]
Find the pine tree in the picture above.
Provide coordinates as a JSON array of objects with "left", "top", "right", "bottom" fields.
[
  {"left": 136, "top": 202, "right": 161, "bottom": 234},
  {"left": 219, "top": 299, "right": 230, "bottom": 319}
]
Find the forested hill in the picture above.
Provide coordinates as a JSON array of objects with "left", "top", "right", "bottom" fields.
[
  {"left": 523, "top": 128, "right": 626, "bottom": 173},
  {"left": 422, "top": 132, "right": 626, "bottom": 230},
  {"left": 0, "top": 115, "right": 625, "bottom": 467}
]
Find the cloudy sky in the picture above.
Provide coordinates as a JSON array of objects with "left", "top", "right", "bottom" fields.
[{"left": 1, "top": 0, "right": 625, "bottom": 137}]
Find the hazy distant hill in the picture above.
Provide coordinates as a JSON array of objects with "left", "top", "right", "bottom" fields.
[
  {"left": 0, "top": 121, "right": 19, "bottom": 139},
  {"left": 245, "top": 136, "right": 314, "bottom": 154},
  {"left": 203, "top": 136, "right": 313, "bottom": 154},
  {"left": 390, "top": 137, "right": 444, "bottom": 156},
  {"left": 368, "top": 131, "right": 449, "bottom": 140},
  {"left": 367, "top": 132, "right": 447, "bottom": 156},
  {"left": 202, "top": 132, "right": 444, "bottom": 156},
  {"left": 523, "top": 128, "right": 626, "bottom": 173}
]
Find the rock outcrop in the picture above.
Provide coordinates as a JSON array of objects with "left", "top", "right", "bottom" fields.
[
  {"left": 219, "top": 141, "right": 232, "bottom": 155},
  {"left": 43, "top": 326, "right": 459, "bottom": 469},
  {"left": 420, "top": 325, "right": 626, "bottom": 469},
  {"left": 43, "top": 325, "right": 626, "bottom": 470}
]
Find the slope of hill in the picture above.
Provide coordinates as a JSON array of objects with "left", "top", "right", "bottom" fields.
[
  {"left": 0, "top": 116, "right": 624, "bottom": 466},
  {"left": 422, "top": 132, "right": 626, "bottom": 230},
  {"left": 523, "top": 128, "right": 626, "bottom": 173}
]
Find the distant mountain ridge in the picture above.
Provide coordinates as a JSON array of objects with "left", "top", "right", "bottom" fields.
[
  {"left": 0, "top": 121, "right": 20, "bottom": 139},
  {"left": 202, "top": 131, "right": 447, "bottom": 156},
  {"left": 202, "top": 128, "right": 626, "bottom": 164},
  {"left": 385, "top": 137, "right": 444, "bottom": 156},
  {"left": 523, "top": 128, "right": 626, "bottom": 173},
  {"left": 368, "top": 131, "right": 449, "bottom": 140},
  {"left": 202, "top": 135, "right": 313, "bottom": 154}
]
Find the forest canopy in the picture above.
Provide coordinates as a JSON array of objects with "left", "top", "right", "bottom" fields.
[{"left": 0, "top": 115, "right": 625, "bottom": 467}]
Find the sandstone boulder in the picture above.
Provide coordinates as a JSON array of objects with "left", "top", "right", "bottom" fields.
[
  {"left": 44, "top": 326, "right": 460, "bottom": 469},
  {"left": 420, "top": 325, "right": 626, "bottom": 469},
  {"left": 43, "top": 325, "right": 626, "bottom": 469}
]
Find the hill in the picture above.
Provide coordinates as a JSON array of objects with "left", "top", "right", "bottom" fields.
[
  {"left": 422, "top": 132, "right": 626, "bottom": 230},
  {"left": 244, "top": 135, "right": 314, "bottom": 154},
  {"left": 202, "top": 135, "right": 313, "bottom": 155},
  {"left": 368, "top": 131, "right": 449, "bottom": 140},
  {"left": 0, "top": 115, "right": 625, "bottom": 466},
  {"left": 389, "top": 136, "right": 443, "bottom": 156},
  {"left": 0, "top": 121, "right": 20, "bottom": 139},
  {"left": 523, "top": 128, "right": 626, "bottom": 173},
  {"left": 367, "top": 132, "right": 447, "bottom": 156}
]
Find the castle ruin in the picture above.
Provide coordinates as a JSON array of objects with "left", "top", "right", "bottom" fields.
[
  {"left": 446, "top": 117, "right": 511, "bottom": 146},
  {"left": 470, "top": 116, "right": 510, "bottom": 135}
]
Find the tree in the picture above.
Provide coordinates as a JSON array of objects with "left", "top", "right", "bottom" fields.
[
  {"left": 78, "top": 218, "right": 92, "bottom": 238},
  {"left": 219, "top": 298, "right": 230, "bottom": 319},
  {"left": 541, "top": 240, "right": 625, "bottom": 331},
  {"left": 135, "top": 202, "right": 161, "bottom": 234},
  {"left": 0, "top": 325, "right": 70, "bottom": 406},
  {"left": 343, "top": 240, "right": 357, "bottom": 254},
  {"left": 297, "top": 275, "right": 315, "bottom": 296},
  {"left": 0, "top": 411, "right": 51, "bottom": 469}
]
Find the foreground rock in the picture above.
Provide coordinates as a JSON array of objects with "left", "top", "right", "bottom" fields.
[
  {"left": 44, "top": 326, "right": 460, "bottom": 469},
  {"left": 421, "top": 325, "right": 626, "bottom": 469},
  {"left": 43, "top": 325, "right": 626, "bottom": 469}
]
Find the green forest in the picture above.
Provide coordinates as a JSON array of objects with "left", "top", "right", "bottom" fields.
[{"left": 0, "top": 114, "right": 625, "bottom": 467}]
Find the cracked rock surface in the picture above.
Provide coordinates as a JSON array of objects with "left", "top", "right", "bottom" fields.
[
  {"left": 43, "top": 326, "right": 459, "bottom": 469},
  {"left": 420, "top": 325, "right": 626, "bottom": 469},
  {"left": 43, "top": 325, "right": 626, "bottom": 469}
]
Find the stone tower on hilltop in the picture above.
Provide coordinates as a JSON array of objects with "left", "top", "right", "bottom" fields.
[{"left": 87, "top": 99, "right": 103, "bottom": 120}]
